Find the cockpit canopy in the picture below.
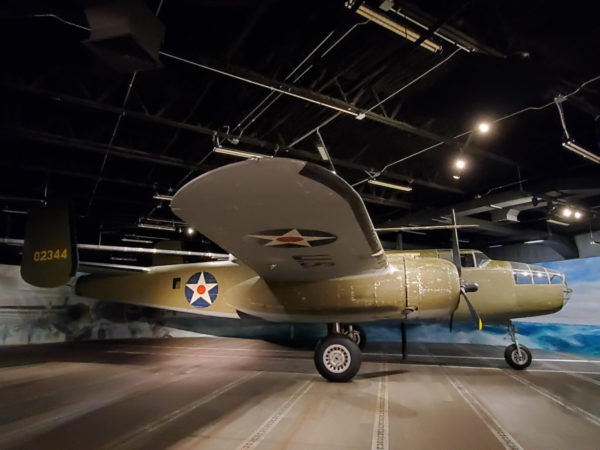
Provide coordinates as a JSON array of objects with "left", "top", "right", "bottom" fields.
[{"left": 509, "top": 262, "right": 565, "bottom": 285}]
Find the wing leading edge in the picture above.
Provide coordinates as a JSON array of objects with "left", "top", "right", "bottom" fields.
[{"left": 171, "top": 158, "right": 387, "bottom": 282}]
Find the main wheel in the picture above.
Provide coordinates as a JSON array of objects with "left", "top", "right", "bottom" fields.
[
  {"left": 314, "top": 335, "right": 361, "bottom": 382},
  {"left": 504, "top": 344, "right": 532, "bottom": 370}
]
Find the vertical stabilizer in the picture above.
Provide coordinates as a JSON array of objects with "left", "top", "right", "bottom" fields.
[{"left": 21, "top": 200, "right": 78, "bottom": 287}]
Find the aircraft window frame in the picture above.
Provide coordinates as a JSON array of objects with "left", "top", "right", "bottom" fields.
[
  {"left": 550, "top": 273, "right": 564, "bottom": 285},
  {"left": 532, "top": 269, "right": 550, "bottom": 284},
  {"left": 474, "top": 251, "right": 491, "bottom": 268},
  {"left": 460, "top": 252, "right": 475, "bottom": 268},
  {"left": 514, "top": 269, "right": 533, "bottom": 285},
  {"left": 510, "top": 262, "right": 533, "bottom": 285}
]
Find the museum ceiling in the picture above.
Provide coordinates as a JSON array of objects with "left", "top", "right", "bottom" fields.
[{"left": 1, "top": 0, "right": 600, "bottom": 260}]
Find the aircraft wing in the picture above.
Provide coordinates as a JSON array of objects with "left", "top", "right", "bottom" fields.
[{"left": 171, "top": 158, "right": 387, "bottom": 282}]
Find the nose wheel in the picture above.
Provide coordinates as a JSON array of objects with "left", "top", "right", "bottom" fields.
[{"left": 504, "top": 321, "right": 532, "bottom": 370}]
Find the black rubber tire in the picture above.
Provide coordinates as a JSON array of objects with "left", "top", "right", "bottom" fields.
[
  {"left": 314, "top": 335, "right": 361, "bottom": 382},
  {"left": 504, "top": 344, "right": 532, "bottom": 370}
]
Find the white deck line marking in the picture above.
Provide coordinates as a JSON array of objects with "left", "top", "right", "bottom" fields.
[
  {"left": 364, "top": 353, "right": 600, "bottom": 363},
  {"left": 371, "top": 366, "right": 389, "bottom": 450},
  {"left": 447, "top": 375, "right": 523, "bottom": 450},
  {"left": 567, "top": 372, "right": 600, "bottom": 387},
  {"left": 115, "top": 346, "right": 600, "bottom": 364},
  {"left": 109, "top": 371, "right": 262, "bottom": 449},
  {"left": 105, "top": 351, "right": 600, "bottom": 375},
  {"left": 237, "top": 378, "right": 313, "bottom": 450},
  {"left": 117, "top": 345, "right": 600, "bottom": 364},
  {"left": 503, "top": 371, "right": 600, "bottom": 427}
]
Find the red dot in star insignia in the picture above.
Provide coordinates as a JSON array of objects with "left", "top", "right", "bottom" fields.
[
  {"left": 277, "top": 237, "right": 304, "bottom": 243},
  {"left": 197, "top": 285, "right": 206, "bottom": 295}
]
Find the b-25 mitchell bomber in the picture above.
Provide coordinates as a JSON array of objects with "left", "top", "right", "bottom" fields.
[{"left": 21, "top": 158, "right": 571, "bottom": 382}]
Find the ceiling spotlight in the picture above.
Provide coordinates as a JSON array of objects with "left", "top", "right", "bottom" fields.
[
  {"left": 186, "top": 227, "right": 195, "bottom": 236},
  {"left": 454, "top": 159, "right": 466, "bottom": 170},
  {"left": 452, "top": 175, "right": 461, "bottom": 180},
  {"left": 574, "top": 211, "right": 583, "bottom": 219},
  {"left": 478, "top": 122, "right": 491, "bottom": 134},
  {"left": 562, "top": 208, "right": 573, "bottom": 218},
  {"left": 368, "top": 179, "right": 412, "bottom": 192}
]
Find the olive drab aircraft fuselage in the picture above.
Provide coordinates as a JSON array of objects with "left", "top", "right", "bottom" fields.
[{"left": 22, "top": 158, "right": 570, "bottom": 382}]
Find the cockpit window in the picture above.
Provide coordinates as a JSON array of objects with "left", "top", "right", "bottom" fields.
[
  {"left": 514, "top": 270, "right": 533, "bottom": 284},
  {"left": 510, "top": 262, "right": 533, "bottom": 284},
  {"left": 548, "top": 271, "right": 564, "bottom": 285},
  {"left": 473, "top": 251, "right": 491, "bottom": 268},
  {"left": 532, "top": 270, "right": 549, "bottom": 284},
  {"left": 460, "top": 252, "right": 475, "bottom": 268}
]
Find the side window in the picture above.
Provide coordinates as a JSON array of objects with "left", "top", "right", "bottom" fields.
[
  {"left": 474, "top": 251, "right": 491, "bottom": 268},
  {"left": 460, "top": 252, "right": 475, "bottom": 268},
  {"left": 172, "top": 277, "right": 181, "bottom": 289},
  {"left": 532, "top": 270, "right": 549, "bottom": 284},
  {"left": 550, "top": 273, "right": 564, "bottom": 285},
  {"left": 514, "top": 270, "right": 533, "bottom": 284}
]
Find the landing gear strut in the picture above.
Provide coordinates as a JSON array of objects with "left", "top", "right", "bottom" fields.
[
  {"left": 314, "top": 323, "right": 364, "bottom": 382},
  {"left": 504, "top": 321, "right": 532, "bottom": 370}
]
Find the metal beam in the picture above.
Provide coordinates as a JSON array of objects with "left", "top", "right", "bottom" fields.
[
  {"left": 158, "top": 52, "right": 444, "bottom": 142},
  {"left": 5, "top": 127, "right": 206, "bottom": 171},
  {"left": 5, "top": 84, "right": 463, "bottom": 194},
  {"left": 0, "top": 161, "right": 157, "bottom": 190},
  {"left": 361, "top": 193, "right": 411, "bottom": 209}
]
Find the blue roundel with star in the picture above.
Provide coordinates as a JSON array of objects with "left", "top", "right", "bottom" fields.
[{"left": 184, "top": 272, "right": 218, "bottom": 308}]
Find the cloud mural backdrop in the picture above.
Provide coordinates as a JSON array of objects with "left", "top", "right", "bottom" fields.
[
  {"left": 364, "top": 257, "right": 600, "bottom": 356},
  {"left": 0, "top": 258, "right": 599, "bottom": 356}
]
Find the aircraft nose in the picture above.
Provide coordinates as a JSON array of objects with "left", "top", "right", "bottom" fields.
[{"left": 562, "top": 276, "right": 573, "bottom": 305}]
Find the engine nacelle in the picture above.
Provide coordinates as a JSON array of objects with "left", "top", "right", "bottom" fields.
[{"left": 404, "top": 257, "right": 460, "bottom": 320}]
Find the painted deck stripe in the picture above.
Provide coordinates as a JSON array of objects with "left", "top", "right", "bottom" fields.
[
  {"left": 105, "top": 350, "right": 600, "bottom": 375},
  {"left": 237, "top": 378, "right": 313, "bottom": 450},
  {"left": 113, "top": 346, "right": 600, "bottom": 364},
  {"left": 370, "top": 367, "right": 389, "bottom": 450},
  {"left": 447, "top": 375, "right": 523, "bottom": 450},
  {"left": 109, "top": 371, "right": 262, "bottom": 449},
  {"left": 567, "top": 372, "right": 600, "bottom": 387},
  {"left": 503, "top": 371, "right": 600, "bottom": 427}
]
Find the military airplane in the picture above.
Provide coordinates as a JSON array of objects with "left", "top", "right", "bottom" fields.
[{"left": 20, "top": 158, "right": 571, "bottom": 382}]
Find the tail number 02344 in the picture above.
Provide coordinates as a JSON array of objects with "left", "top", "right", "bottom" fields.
[{"left": 33, "top": 249, "right": 68, "bottom": 262}]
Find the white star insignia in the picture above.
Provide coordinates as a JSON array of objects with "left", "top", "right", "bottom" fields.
[
  {"left": 247, "top": 229, "right": 334, "bottom": 247},
  {"left": 186, "top": 272, "right": 218, "bottom": 305}
]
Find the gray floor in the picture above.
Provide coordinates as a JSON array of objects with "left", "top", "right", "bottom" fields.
[{"left": 0, "top": 338, "right": 599, "bottom": 449}]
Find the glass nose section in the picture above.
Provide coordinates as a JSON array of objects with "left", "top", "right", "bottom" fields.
[{"left": 547, "top": 269, "right": 571, "bottom": 304}]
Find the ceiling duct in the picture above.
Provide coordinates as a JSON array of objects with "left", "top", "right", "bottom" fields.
[
  {"left": 491, "top": 208, "right": 520, "bottom": 223},
  {"left": 84, "top": 0, "right": 164, "bottom": 72}
]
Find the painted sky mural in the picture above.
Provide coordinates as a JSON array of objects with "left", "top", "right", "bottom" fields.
[{"left": 1, "top": 258, "right": 599, "bottom": 356}]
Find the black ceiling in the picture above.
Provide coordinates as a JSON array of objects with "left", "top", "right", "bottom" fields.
[{"left": 1, "top": 0, "right": 600, "bottom": 258}]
